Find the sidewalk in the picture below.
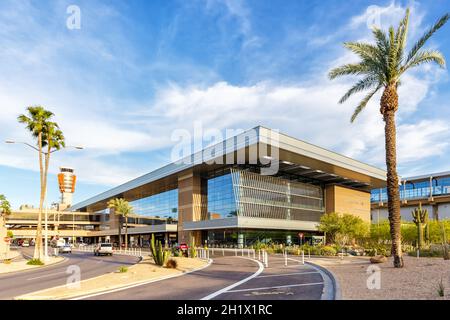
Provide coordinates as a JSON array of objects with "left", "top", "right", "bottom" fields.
[
  {"left": 310, "top": 255, "right": 450, "bottom": 300},
  {"left": 16, "top": 256, "right": 209, "bottom": 300}
]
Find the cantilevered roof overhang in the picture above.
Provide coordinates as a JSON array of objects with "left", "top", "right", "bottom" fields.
[{"left": 70, "top": 126, "right": 387, "bottom": 212}]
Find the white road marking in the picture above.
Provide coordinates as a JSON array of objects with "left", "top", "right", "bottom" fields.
[
  {"left": 27, "top": 271, "right": 66, "bottom": 281},
  {"left": 256, "top": 271, "right": 319, "bottom": 278},
  {"left": 200, "top": 257, "right": 264, "bottom": 300},
  {"left": 226, "top": 282, "right": 324, "bottom": 293}
]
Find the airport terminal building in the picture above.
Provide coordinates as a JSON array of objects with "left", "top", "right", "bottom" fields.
[{"left": 63, "top": 126, "right": 386, "bottom": 247}]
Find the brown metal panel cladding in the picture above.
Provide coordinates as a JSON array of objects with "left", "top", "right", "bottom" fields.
[
  {"left": 325, "top": 184, "right": 370, "bottom": 222},
  {"left": 177, "top": 172, "right": 207, "bottom": 245}
]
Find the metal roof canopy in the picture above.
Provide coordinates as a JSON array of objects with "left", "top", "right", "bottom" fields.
[{"left": 69, "top": 126, "right": 387, "bottom": 212}]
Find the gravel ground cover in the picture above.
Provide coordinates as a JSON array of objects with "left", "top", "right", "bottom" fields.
[{"left": 311, "top": 256, "right": 450, "bottom": 300}]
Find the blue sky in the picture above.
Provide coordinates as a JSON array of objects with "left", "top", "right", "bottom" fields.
[{"left": 1, "top": 0, "right": 449, "bottom": 209}]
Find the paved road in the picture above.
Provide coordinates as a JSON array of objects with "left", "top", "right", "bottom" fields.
[
  {"left": 0, "top": 248, "right": 140, "bottom": 300},
  {"left": 81, "top": 253, "right": 325, "bottom": 300}
]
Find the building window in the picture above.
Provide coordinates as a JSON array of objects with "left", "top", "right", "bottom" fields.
[{"left": 129, "top": 189, "right": 178, "bottom": 219}]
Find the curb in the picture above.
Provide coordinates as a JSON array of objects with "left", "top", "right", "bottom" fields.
[{"left": 305, "top": 261, "right": 341, "bottom": 300}]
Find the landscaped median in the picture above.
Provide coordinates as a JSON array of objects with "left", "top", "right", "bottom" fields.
[
  {"left": 15, "top": 256, "right": 210, "bottom": 300},
  {"left": 1, "top": 254, "right": 65, "bottom": 274}
]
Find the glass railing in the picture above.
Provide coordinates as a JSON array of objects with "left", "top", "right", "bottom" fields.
[{"left": 371, "top": 184, "right": 450, "bottom": 203}]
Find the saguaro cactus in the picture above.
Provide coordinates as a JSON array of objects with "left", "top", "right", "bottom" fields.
[
  {"left": 412, "top": 203, "right": 429, "bottom": 250},
  {"left": 150, "top": 234, "right": 170, "bottom": 266}
]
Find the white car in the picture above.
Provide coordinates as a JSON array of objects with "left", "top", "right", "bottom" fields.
[
  {"left": 59, "top": 244, "right": 72, "bottom": 254},
  {"left": 94, "top": 243, "right": 113, "bottom": 256},
  {"left": 22, "top": 241, "right": 30, "bottom": 247}
]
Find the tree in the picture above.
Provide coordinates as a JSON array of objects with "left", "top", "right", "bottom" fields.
[
  {"left": 18, "top": 106, "right": 65, "bottom": 260},
  {"left": 0, "top": 194, "right": 12, "bottom": 230},
  {"left": 107, "top": 198, "right": 134, "bottom": 249},
  {"left": 318, "top": 212, "right": 369, "bottom": 246},
  {"left": 0, "top": 194, "right": 11, "bottom": 217},
  {"left": 329, "top": 9, "right": 449, "bottom": 267}
]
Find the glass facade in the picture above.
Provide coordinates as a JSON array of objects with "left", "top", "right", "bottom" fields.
[
  {"left": 205, "top": 229, "right": 321, "bottom": 247},
  {"left": 129, "top": 189, "right": 178, "bottom": 219},
  {"left": 205, "top": 169, "right": 324, "bottom": 222},
  {"left": 231, "top": 169, "right": 324, "bottom": 222},
  {"left": 207, "top": 173, "right": 238, "bottom": 219},
  {"left": 371, "top": 176, "right": 450, "bottom": 203}
]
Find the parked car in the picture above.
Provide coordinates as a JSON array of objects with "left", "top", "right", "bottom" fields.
[
  {"left": 22, "top": 240, "right": 30, "bottom": 247},
  {"left": 60, "top": 244, "right": 72, "bottom": 254},
  {"left": 94, "top": 243, "right": 113, "bottom": 256}
]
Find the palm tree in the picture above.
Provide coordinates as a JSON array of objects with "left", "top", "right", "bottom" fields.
[
  {"left": 0, "top": 194, "right": 12, "bottom": 221},
  {"left": 0, "top": 195, "right": 12, "bottom": 254},
  {"left": 18, "top": 106, "right": 65, "bottom": 260},
  {"left": 107, "top": 198, "right": 134, "bottom": 249},
  {"left": 329, "top": 9, "right": 449, "bottom": 268}
]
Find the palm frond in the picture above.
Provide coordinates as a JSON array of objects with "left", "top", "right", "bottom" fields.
[
  {"left": 328, "top": 63, "right": 370, "bottom": 79},
  {"left": 396, "top": 8, "right": 410, "bottom": 62},
  {"left": 350, "top": 85, "right": 382, "bottom": 123},
  {"left": 343, "top": 42, "right": 379, "bottom": 61},
  {"left": 402, "top": 50, "right": 446, "bottom": 72},
  {"left": 405, "top": 13, "right": 449, "bottom": 65},
  {"left": 339, "top": 75, "right": 379, "bottom": 104}
]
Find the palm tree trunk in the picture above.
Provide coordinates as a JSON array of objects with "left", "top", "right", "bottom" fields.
[
  {"left": 382, "top": 86, "right": 404, "bottom": 268},
  {"left": 118, "top": 215, "right": 122, "bottom": 248},
  {"left": 34, "top": 133, "right": 44, "bottom": 260},
  {"left": 125, "top": 216, "right": 128, "bottom": 249}
]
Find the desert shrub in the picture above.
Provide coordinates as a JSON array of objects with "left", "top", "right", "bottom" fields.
[
  {"left": 309, "top": 246, "right": 322, "bottom": 256},
  {"left": 364, "top": 244, "right": 390, "bottom": 257},
  {"left": 189, "top": 243, "right": 197, "bottom": 258},
  {"left": 166, "top": 258, "right": 178, "bottom": 269},
  {"left": 320, "top": 246, "right": 337, "bottom": 256},
  {"left": 118, "top": 266, "right": 128, "bottom": 273},
  {"left": 27, "top": 259, "right": 44, "bottom": 266},
  {"left": 408, "top": 245, "right": 449, "bottom": 257},
  {"left": 274, "top": 247, "right": 284, "bottom": 254},
  {"left": 172, "top": 248, "right": 183, "bottom": 257}
]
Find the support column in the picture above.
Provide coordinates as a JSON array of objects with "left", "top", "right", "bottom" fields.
[
  {"left": 177, "top": 171, "right": 207, "bottom": 246},
  {"left": 237, "top": 233, "right": 244, "bottom": 249}
]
